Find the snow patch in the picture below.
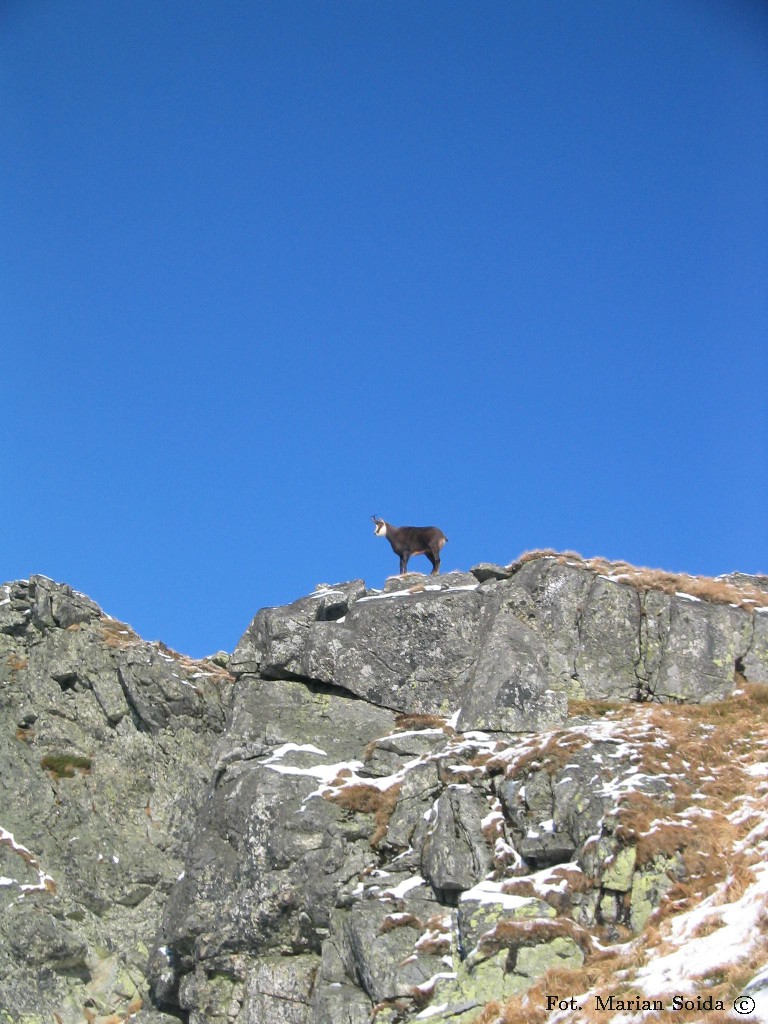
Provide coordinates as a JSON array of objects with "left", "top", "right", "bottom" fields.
[
  {"left": 382, "top": 875, "right": 427, "bottom": 899},
  {"left": 460, "top": 879, "right": 540, "bottom": 910}
]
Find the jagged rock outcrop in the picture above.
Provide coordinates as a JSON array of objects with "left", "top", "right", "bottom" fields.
[
  {"left": 229, "top": 570, "right": 564, "bottom": 733},
  {"left": 232, "top": 556, "right": 766, "bottom": 719},
  {"left": 0, "top": 576, "right": 231, "bottom": 1024},
  {"left": 2, "top": 556, "right": 767, "bottom": 1024}
]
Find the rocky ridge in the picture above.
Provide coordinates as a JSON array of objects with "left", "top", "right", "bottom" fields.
[{"left": 1, "top": 555, "right": 767, "bottom": 1024}]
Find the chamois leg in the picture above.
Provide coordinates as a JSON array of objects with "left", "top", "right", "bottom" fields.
[
  {"left": 399, "top": 555, "right": 409, "bottom": 574},
  {"left": 426, "top": 551, "right": 440, "bottom": 575}
]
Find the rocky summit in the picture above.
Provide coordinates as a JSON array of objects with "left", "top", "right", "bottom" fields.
[{"left": 2, "top": 554, "right": 768, "bottom": 1024}]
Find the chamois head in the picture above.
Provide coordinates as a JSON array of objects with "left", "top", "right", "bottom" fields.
[{"left": 372, "top": 515, "right": 387, "bottom": 537}]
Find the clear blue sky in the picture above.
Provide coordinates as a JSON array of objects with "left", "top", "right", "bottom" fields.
[{"left": 2, "top": 1, "right": 766, "bottom": 657}]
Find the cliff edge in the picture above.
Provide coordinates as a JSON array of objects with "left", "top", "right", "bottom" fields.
[{"left": 2, "top": 554, "right": 767, "bottom": 1024}]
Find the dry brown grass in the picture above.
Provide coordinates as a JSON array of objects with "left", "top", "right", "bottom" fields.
[
  {"left": 477, "top": 917, "right": 594, "bottom": 960},
  {"left": 407, "top": 983, "right": 437, "bottom": 1011},
  {"left": 485, "top": 684, "right": 768, "bottom": 911},
  {"left": 607, "top": 689, "right": 768, "bottom": 900},
  {"left": 415, "top": 934, "right": 451, "bottom": 957},
  {"left": 468, "top": 931, "right": 768, "bottom": 1024},
  {"left": 504, "top": 549, "right": 563, "bottom": 574},
  {"left": 371, "top": 996, "right": 413, "bottom": 1020},
  {"left": 415, "top": 914, "right": 452, "bottom": 956},
  {"left": 501, "top": 730, "right": 592, "bottom": 779},
  {"left": 440, "top": 764, "right": 490, "bottom": 787},
  {"left": 153, "top": 641, "right": 235, "bottom": 684},
  {"left": 324, "top": 781, "right": 403, "bottom": 848},
  {"left": 0, "top": 831, "right": 56, "bottom": 894},
  {"left": 505, "top": 550, "right": 768, "bottom": 612},
  {"left": 482, "top": 813, "right": 504, "bottom": 848},
  {"left": 688, "top": 915, "right": 726, "bottom": 940},
  {"left": 5, "top": 652, "right": 28, "bottom": 672},
  {"left": 501, "top": 865, "right": 595, "bottom": 913},
  {"left": 470, "top": 1000, "right": 504, "bottom": 1024},
  {"left": 612, "top": 790, "right": 686, "bottom": 861},
  {"left": 465, "top": 684, "right": 768, "bottom": 1024},
  {"left": 379, "top": 912, "right": 424, "bottom": 934},
  {"left": 61, "top": 1005, "right": 143, "bottom": 1024},
  {"left": 123, "top": 998, "right": 144, "bottom": 1022},
  {"left": 393, "top": 712, "right": 456, "bottom": 734},
  {"left": 362, "top": 738, "right": 381, "bottom": 763},
  {"left": 468, "top": 749, "right": 496, "bottom": 768},
  {"left": 567, "top": 699, "right": 623, "bottom": 719},
  {"left": 98, "top": 617, "right": 142, "bottom": 648},
  {"left": 97, "top": 617, "right": 234, "bottom": 685},
  {"left": 472, "top": 992, "right": 549, "bottom": 1024},
  {"left": 466, "top": 925, "right": 768, "bottom": 1024}
]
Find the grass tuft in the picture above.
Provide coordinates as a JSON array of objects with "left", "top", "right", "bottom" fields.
[
  {"left": 324, "top": 781, "right": 403, "bottom": 847},
  {"left": 40, "top": 753, "right": 93, "bottom": 778},
  {"left": 394, "top": 712, "right": 456, "bottom": 734}
]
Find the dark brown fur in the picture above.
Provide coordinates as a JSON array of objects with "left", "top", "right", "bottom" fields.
[{"left": 372, "top": 516, "right": 448, "bottom": 575}]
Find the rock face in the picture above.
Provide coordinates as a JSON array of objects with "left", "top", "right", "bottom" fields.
[
  {"left": 2, "top": 556, "right": 767, "bottom": 1024},
  {"left": 232, "top": 557, "right": 764, "bottom": 718},
  {"left": 0, "top": 576, "right": 230, "bottom": 1024}
]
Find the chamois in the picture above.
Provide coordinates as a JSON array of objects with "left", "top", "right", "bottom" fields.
[{"left": 371, "top": 516, "right": 448, "bottom": 575}]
